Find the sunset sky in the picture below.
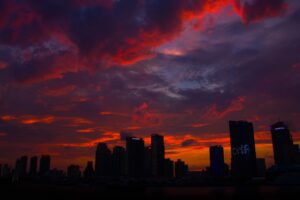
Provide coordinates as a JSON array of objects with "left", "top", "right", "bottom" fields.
[{"left": 0, "top": 0, "right": 300, "bottom": 171}]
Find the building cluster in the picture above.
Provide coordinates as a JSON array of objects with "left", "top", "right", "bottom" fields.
[
  {"left": 89, "top": 134, "right": 188, "bottom": 179},
  {"left": 1, "top": 121, "right": 300, "bottom": 182},
  {"left": 0, "top": 134, "right": 189, "bottom": 181},
  {"left": 208, "top": 121, "right": 300, "bottom": 179},
  {"left": 0, "top": 155, "right": 51, "bottom": 181}
]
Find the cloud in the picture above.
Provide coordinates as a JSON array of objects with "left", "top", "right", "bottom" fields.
[
  {"left": 181, "top": 139, "right": 199, "bottom": 147},
  {"left": 235, "top": 0, "right": 288, "bottom": 23},
  {"left": 0, "top": 0, "right": 289, "bottom": 83}
]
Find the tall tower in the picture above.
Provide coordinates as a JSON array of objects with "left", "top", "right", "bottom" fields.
[
  {"left": 29, "top": 156, "right": 38, "bottom": 176},
  {"left": 209, "top": 145, "right": 225, "bottom": 177},
  {"left": 151, "top": 134, "right": 165, "bottom": 177},
  {"left": 229, "top": 121, "right": 257, "bottom": 178},
  {"left": 271, "top": 122, "right": 294, "bottom": 166},
  {"left": 39, "top": 155, "right": 51, "bottom": 176},
  {"left": 126, "top": 137, "right": 145, "bottom": 177},
  {"left": 112, "top": 146, "right": 126, "bottom": 177},
  {"left": 95, "top": 143, "right": 112, "bottom": 177}
]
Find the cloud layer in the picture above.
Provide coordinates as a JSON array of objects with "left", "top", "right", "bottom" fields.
[{"left": 0, "top": 0, "right": 300, "bottom": 170}]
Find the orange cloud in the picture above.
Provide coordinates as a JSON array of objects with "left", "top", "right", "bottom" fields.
[
  {"left": 21, "top": 116, "right": 55, "bottom": 125},
  {"left": 60, "top": 131, "right": 120, "bottom": 148},
  {"left": 0, "top": 115, "right": 17, "bottom": 121},
  {"left": 76, "top": 128, "right": 95, "bottom": 133},
  {"left": 192, "top": 123, "right": 209, "bottom": 128}
]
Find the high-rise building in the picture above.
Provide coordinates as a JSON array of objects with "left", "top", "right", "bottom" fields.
[
  {"left": 112, "top": 146, "right": 126, "bottom": 177},
  {"left": 209, "top": 145, "right": 226, "bottom": 177},
  {"left": 0, "top": 164, "right": 2, "bottom": 177},
  {"left": 67, "top": 165, "right": 81, "bottom": 179},
  {"left": 271, "top": 122, "right": 295, "bottom": 166},
  {"left": 84, "top": 161, "right": 95, "bottom": 180},
  {"left": 164, "top": 158, "right": 174, "bottom": 178},
  {"left": 39, "top": 155, "right": 51, "bottom": 176},
  {"left": 292, "top": 144, "right": 300, "bottom": 164},
  {"left": 144, "top": 146, "right": 152, "bottom": 177},
  {"left": 15, "top": 156, "right": 28, "bottom": 178},
  {"left": 175, "top": 159, "right": 188, "bottom": 178},
  {"left": 126, "top": 137, "right": 145, "bottom": 177},
  {"left": 29, "top": 156, "right": 38, "bottom": 176},
  {"left": 151, "top": 134, "right": 165, "bottom": 177},
  {"left": 95, "top": 143, "right": 112, "bottom": 177},
  {"left": 229, "top": 121, "right": 257, "bottom": 178},
  {"left": 2, "top": 164, "right": 11, "bottom": 177},
  {"left": 256, "top": 158, "right": 266, "bottom": 177}
]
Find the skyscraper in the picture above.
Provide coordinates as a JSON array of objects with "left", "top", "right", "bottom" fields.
[
  {"left": 112, "top": 146, "right": 126, "bottom": 177},
  {"left": 175, "top": 159, "right": 188, "bottom": 178},
  {"left": 151, "top": 134, "right": 165, "bottom": 177},
  {"left": 229, "top": 121, "right": 257, "bottom": 178},
  {"left": 83, "top": 161, "right": 95, "bottom": 180},
  {"left": 29, "top": 156, "right": 38, "bottom": 176},
  {"left": 126, "top": 137, "right": 145, "bottom": 177},
  {"left": 95, "top": 143, "right": 112, "bottom": 177},
  {"left": 67, "top": 165, "right": 81, "bottom": 179},
  {"left": 164, "top": 158, "right": 174, "bottom": 178},
  {"left": 39, "top": 155, "right": 51, "bottom": 176},
  {"left": 144, "top": 146, "right": 152, "bottom": 177},
  {"left": 16, "top": 156, "right": 28, "bottom": 178},
  {"left": 209, "top": 145, "right": 225, "bottom": 177},
  {"left": 256, "top": 158, "right": 266, "bottom": 177},
  {"left": 271, "top": 122, "right": 294, "bottom": 166}
]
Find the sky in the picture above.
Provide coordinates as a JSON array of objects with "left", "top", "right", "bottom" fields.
[{"left": 0, "top": 0, "right": 300, "bottom": 171}]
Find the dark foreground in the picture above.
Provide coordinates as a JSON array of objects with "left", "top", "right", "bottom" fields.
[{"left": 1, "top": 184, "right": 300, "bottom": 200}]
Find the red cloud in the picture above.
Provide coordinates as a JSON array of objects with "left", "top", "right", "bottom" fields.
[
  {"left": 234, "top": 0, "right": 288, "bottom": 23},
  {"left": 203, "top": 96, "right": 246, "bottom": 120},
  {"left": 42, "top": 85, "right": 76, "bottom": 97},
  {"left": 21, "top": 115, "right": 55, "bottom": 125},
  {"left": 0, "top": 0, "right": 288, "bottom": 83},
  {"left": 0, "top": 60, "right": 7, "bottom": 69}
]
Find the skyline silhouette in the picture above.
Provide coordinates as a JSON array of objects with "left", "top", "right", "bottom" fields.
[{"left": 1, "top": 120, "right": 299, "bottom": 182}]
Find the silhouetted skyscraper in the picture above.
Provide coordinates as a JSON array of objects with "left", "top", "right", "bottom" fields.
[
  {"left": 210, "top": 145, "right": 225, "bottom": 177},
  {"left": 29, "top": 156, "right": 38, "bottom": 176},
  {"left": 164, "top": 158, "right": 174, "bottom": 178},
  {"left": 0, "top": 164, "right": 2, "bottom": 177},
  {"left": 151, "top": 134, "right": 165, "bottom": 177},
  {"left": 39, "top": 155, "right": 51, "bottom": 176},
  {"left": 175, "top": 159, "right": 188, "bottom": 178},
  {"left": 84, "top": 161, "right": 95, "bottom": 180},
  {"left": 292, "top": 144, "right": 300, "bottom": 164},
  {"left": 95, "top": 143, "right": 112, "bottom": 177},
  {"left": 67, "top": 165, "right": 81, "bottom": 179},
  {"left": 229, "top": 121, "right": 257, "bottom": 178},
  {"left": 2, "top": 164, "right": 11, "bottom": 177},
  {"left": 144, "top": 146, "right": 152, "bottom": 177},
  {"left": 256, "top": 158, "right": 266, "bottom": 177},
  {"left": 271, "top": 122, "right": 294, "bottom": 166},
  {"left": 15, "top": 156, "right": 28, "bottom": 178},
  {"left": 112, "top": 146, "right": 126, "bottom": 177},
  {"left": 126, "top": 137, "right": 145, "bottom": 177}
]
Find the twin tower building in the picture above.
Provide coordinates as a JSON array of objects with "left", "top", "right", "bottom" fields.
[{"left": 210, "top": 121, "right": 300, "bottom": 179}]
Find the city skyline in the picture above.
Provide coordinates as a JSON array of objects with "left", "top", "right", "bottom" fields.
[
  {"left": 1, "top": 0, "right": 300, "bottom": 172},
  {"left": 1, "top": 120, "right": 299, "bottom": 173}
]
